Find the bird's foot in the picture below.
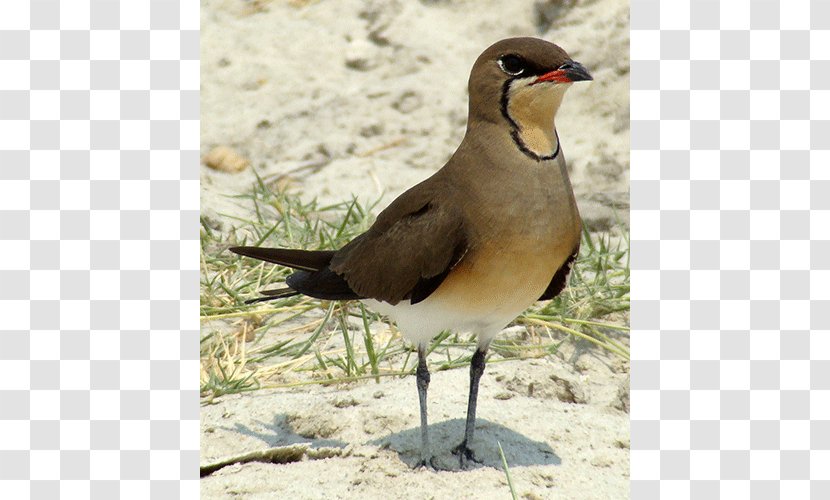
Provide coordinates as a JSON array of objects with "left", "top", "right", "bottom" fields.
[
  {"left": 414, "top": 456, "right": 440, "bottom": 471},
  {"left": 451, "top": 441, "right": 483, "bottom": 470}
]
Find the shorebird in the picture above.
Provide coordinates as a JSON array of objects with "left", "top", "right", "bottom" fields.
[{"left": 231, "top": 37, "right": 591, "bottom": 468}]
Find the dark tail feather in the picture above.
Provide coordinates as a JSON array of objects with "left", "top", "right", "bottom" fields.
[
  {"left": 243, "top": 287, "right": 300, "bottom": 304},
  {"left": 231, "top": 246, "right": 361, "bottom": 302},
  {"left": 286, "top": 269, "right": 362, "bottom": 301},
  {"left": 229, "top": 246, "right": 335, "bottom": 272}
]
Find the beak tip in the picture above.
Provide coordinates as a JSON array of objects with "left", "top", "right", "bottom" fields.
[{"left": 569, "top": 61, "right": 592, "bottom": 82}]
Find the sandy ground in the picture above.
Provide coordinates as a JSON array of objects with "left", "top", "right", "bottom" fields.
[
  {"left": 201, "top": 339, "right": 630, "bottom": 499},
  {"left": 201, "top": 0, "right": 629, "bottom": 497}
]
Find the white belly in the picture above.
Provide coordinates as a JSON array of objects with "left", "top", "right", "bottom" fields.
[{"left": 363, "top": 296, "right": 518, "bottom": 348}]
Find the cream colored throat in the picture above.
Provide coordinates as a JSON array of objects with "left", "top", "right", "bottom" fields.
[{"left": 505, "top": 81, "right": 570, "bottom": 159}]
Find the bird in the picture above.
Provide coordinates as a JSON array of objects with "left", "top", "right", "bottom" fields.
[{"left": 230, "top": 37, "right": 592, "bottom": 469}]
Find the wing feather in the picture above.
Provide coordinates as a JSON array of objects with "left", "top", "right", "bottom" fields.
[
  {"left": 330, "top": 183, "right": 467, "bottom": 305},
  {"left": 538, "top": 244, "right": 579, "bottom": 301}
]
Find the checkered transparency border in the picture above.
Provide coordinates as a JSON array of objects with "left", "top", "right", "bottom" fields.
[
  {"left": 631, "top": 0, "right": 830, "bottom": 498},
  {"left": 0, "top": 1, "right": 200, "bottom": 499}
]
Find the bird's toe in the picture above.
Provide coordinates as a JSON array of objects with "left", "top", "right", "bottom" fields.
[
  {"left": 452, "top": 442, "right": 483, "bottom": 470},
  {"left": 414, "top": 456, "right": 441, "bottom": 471}
]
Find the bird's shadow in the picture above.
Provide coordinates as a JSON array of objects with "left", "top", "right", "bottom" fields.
[
  {"left": 370, "top": 418, "right": 561, "bottom": 470},
  {"left": 226, "top": 414, "right": 560, "bottom": 471},
  {"left": 228, "top": 415, "right": 348, "bottom": 450}
]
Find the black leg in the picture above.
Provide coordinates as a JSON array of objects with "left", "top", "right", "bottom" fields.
[
  {"left": 453, "top": 346, "right": 488, "bottom": 467},
  {"left": 415, "top": 344, "right": 432, "bottom": 468}
]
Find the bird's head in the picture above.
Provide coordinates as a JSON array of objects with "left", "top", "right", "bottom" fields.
[{"left": 467, "top": 37, "right": 592, "bottom": 160}]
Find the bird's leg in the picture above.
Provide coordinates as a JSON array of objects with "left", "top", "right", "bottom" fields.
[
  {"left": 415, "top": 343, "right": 433, "bottom": 468},
  {"left": 453, "top": 345, "right": 488, "bottom": 467}
]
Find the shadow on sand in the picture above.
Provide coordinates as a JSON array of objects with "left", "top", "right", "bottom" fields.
[
  {"left": 369, "top": 418, "right": 561, "bottom": 470},
  {"left": 227, "top": 415, "right": 560, "bottom": 471}
]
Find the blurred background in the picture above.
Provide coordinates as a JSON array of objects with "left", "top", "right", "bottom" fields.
[{"left": 200, "top": 0, "right": 629, "bottom": 231}]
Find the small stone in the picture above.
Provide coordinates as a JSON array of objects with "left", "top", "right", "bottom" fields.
[
  {"left": 549, "top": 374, "right": 590, "bottom": 404},
  {"left": 333, "top": 397, "right": 359, "bottom": 408},
  {"left": 392, "top": 91, "right": 422, "bottom": 114},
  {"left": 345, "top": 39, "right": 377, "bottom": 71},
  {"left": 203, "top": 146, "right": 250, "bottom": 173},
  {"left": 360, "top": 124, "right": 384, "bottom": 138}
]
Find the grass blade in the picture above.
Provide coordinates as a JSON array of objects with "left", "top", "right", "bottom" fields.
[{"left": 498, "top": 442, "right": 518, "bottom": 500}]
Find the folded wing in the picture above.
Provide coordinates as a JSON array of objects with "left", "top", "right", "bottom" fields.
[
  {"left": 330, "top": 186, "right": 468, "bottom": 305},
  {"left": 232, "top": 180, "right": 468, "bottom": 306}
]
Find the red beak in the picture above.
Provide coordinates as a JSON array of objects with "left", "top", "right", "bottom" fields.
[{"left": 533, "top": 61, "right": 593, "bottom": 85}]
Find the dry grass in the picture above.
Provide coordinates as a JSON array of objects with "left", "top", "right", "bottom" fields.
[{"left": 200, "top": 175, "right": 629, "bottom": 402}]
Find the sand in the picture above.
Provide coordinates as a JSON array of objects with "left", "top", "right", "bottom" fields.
[
  {"left": 200, "top": 339, "right": 630, "bottom": 499},
  {"left": 200, "top": 0, "right": 630, "bottom": 497}
]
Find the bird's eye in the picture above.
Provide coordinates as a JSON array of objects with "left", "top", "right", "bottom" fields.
[{"left": 498, "top": 55, "right": 525, "bottom": 76}]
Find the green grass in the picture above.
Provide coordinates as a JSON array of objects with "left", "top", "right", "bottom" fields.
[
  {"left": 498, "top": 441, "right": 518, "bottom": 500},
  {"left": 200, "top": 175, "right": 629, "bottom": 402}
]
